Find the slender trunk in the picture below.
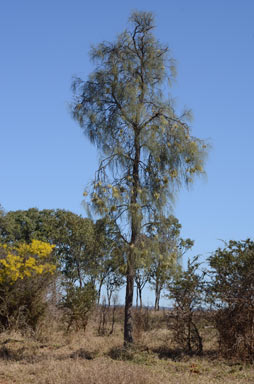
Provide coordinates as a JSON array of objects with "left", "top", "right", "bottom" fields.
[
  {"left": 154, "top": 281, "right": 161, "bottom": 311},
  {"left": 136, "top": 284, "right": 139, "bottom": 307},
  {"left": 187, "top": 312, "right": 191, "bottom": 353},
  {"left": 51, "top": 277, "right": 57, "bottom": 307},
  {"left": 97, "top": 279, "right": 103, "bottom": 304},
  {"left": 191, "top": 319, "right": 203, "bottom": 354},
  {"left": 124, "top": 131, "right": 140, "bottom": 345},
  {"left": 123, "top": 38, "right": 145, "bottom": 343},
  {"left": 74, "top": 252, "right": 83, "bottom": 288},
  {"left": 78, "top": 270, "right": 82, "bottom": 288},
  {"left": 139, "top": 287, "right": 143, "bottom": 309},
  {"left": 107, "top": 289, "right": 112, "bottom": 307},
  {"left": 109, "top": 304, "right": 116, "bottom": 335}
]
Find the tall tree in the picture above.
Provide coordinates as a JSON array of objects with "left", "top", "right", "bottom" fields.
[{"left": 72, "top": 11, "right": 207, "bottom": 344}]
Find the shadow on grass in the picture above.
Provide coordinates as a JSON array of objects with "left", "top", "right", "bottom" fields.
[
  {"left": 0, "top": 341, "right": 96, "bottom": 363},
  {"left": 108, "top": 344, "right": 208, "bottom": 363},
  {"left": 151, "top": 346, "right": 185, "bottom": 361},
  {"left": 108, "top": 346, "right": 135, "bottom": 361},
  {"left": 150, "top": 346, "right": 219, "bottom": 362},
  {"left": 69, "top": 348, "right": 96, "bottom": 360},
  {"left": 0, "top": 346, "right": 19, "bottom": 361}
]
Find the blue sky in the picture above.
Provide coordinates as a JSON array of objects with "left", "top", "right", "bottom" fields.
[{"left": 1, "top": 0, "right": 254, "bottom": 295}]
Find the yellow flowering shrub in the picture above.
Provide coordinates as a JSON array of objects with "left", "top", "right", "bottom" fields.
[{"left": 0, "top": 239, "right": 56, "bottom": 284}]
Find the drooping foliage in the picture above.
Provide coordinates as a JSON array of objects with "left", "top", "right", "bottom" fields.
[{"left": 72, "top": 11, "right": 207, "bottom": 343}]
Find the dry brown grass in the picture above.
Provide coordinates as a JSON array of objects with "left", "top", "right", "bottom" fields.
[{"left": 0, "top": 308, "right": 254, "bottom": 384}]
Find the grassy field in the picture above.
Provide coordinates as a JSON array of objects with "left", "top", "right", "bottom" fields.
[{"left": 0, "top": 308, "right": 253, "bottom": 384}]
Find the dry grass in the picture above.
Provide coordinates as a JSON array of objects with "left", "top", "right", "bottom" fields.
[{"left": 0, "top": 308, "right": 254, "bottom": 384}]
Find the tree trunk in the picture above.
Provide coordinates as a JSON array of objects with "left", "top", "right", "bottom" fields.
[
  {"left": 109, "top": 304, "right": 116, "bottom": 335},
  {"left": 154, "top": 282, "right": 161, "bottom": 311},
  {"left": 123, "top": 128, "right": 141, "bottom": 345},
  {"left": 107, "top": 288, "right": 112, "bottom": 307},
  {"left": 139, "top": 286, "right": 143, "bottom": 309},
  {"left": 97, "top": 279, "right": 103, "bottom": 304},
  {"left": 187, "top": 313, "right": 191, "bottom": 353},
  {"left": 124, "top": 268, "right": 134, "bottom": 344}
]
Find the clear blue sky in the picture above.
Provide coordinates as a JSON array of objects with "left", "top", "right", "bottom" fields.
[{"left": 1, "top": 1, "right": 254, "bottom": 283}]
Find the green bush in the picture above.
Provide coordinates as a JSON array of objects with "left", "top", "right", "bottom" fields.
[
  {"left": 60, "top": 282, "right": 97, "bottom": 332},
  {"left": 208, "top": 239, "right": 254, "bottom": 360}
]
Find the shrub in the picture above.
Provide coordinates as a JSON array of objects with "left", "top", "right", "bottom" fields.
[
  {"left": 167, "top": 256, "right": 204, "bottom": 354},
  {"left": 208, "top": 239, "right": 254, "bottom": 360},
  {"left": 133, "top": 308, "right": 151, "bottom": 340},
  {"left": 60, "top": 282, "right": 97, "bottom": 332},
  {"left": 0, "top": 240, "right": 56, "bottom": 332},
  {"left": 97, "top": 296, "right": 109, "bottom": 335}
]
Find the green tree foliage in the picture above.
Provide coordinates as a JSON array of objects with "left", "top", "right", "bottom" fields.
[
  {"left": 147, "top": 215, "right": 193, "bottom": 310},
  {"left": 52, "top": 210, "right": 95, "bottom": 287},
  {"left": 208, "top": 239, "right": 254, "bottom": 359},
  {"left": 72, "top": 11, "right": 207, "bottom": 343},
  {"left": 0, "top": 209, "right": 110, "bottom": 331},
  {"left": 0, "top": 208, "right": 96, "bottom": 284},
  {"left": 0, "top": 208, "right": 59, "bottom": 244},
  {"left": 92, "top": 218, "right": 124, "bottom": 303},
  {"left": 0, "top": 208, "right": 121, "bottom": 304}
]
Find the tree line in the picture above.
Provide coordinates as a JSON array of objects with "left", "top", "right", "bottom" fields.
[
  {"left": 1, "top": 205, "right": 254, "bottom": 360},
  {"left": 0, "top": 207, "right": 190, "bottom": 309}
]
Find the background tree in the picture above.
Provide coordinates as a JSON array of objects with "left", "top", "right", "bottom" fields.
[
  {"left": 72, "top": 11, "right": 207, "bottom": 344},
  {"left": 52, "top": 210, "right": 95, "bottom": 287},
  {"left": 0, "top": 208, "right": 122, "bottom": 304},
  {"left": 0, "top": 209, "right": 96, "bottom": 283},
  {"left": 147, "top": 215, "right": 193, "bottom": 310},
  {"left": 132, "top": 233, "right": 151, "bottom": 309},
  {"left": 0, "top": 208, "right": 60, "bottom": 244},
  {"left": 105, "top": 270, "right": 124, "bottom": 307},
  {"left": 91, "top": 218, "right": 123, "bottom": 303},
  {"left": 135, "top": 267, "right": 149, "bottom": 308}
]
